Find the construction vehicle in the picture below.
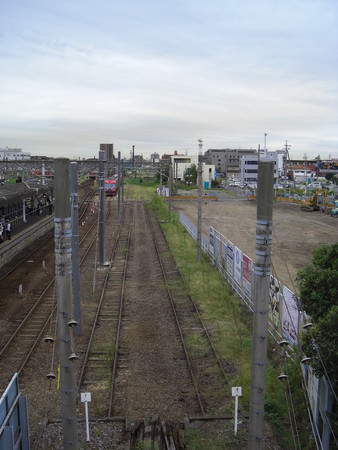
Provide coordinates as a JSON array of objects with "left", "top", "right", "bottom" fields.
[
  {"left": 331, "top": 199, "right": 338, "bottom": 217},
  {"left": 301, "top": 190, "right": 327, "bottom": 212}
]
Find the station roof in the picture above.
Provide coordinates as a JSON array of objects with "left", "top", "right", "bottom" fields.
[{"left": 0, "top": 181, "right": 53, "bottom": 208}]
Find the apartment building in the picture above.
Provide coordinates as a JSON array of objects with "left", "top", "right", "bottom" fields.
[{"left": 204, "top": 148, "right": 257, "bottom": 177}]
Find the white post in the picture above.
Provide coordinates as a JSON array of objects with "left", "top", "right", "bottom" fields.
[
  {"left": 232, "top": 386, "right": 242, "bottom": 435},
  {"left": 23, "top": 200, "right": 26, "bottom": 222},
  {"left": 81, "top": 392, "right": 91, "bottom": 442}
]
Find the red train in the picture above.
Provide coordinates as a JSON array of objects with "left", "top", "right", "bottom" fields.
[{"left": 105, "top": 178, "right": 118, "bottom": 196}]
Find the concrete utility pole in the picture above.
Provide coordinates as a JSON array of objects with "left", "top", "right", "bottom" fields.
[
  {"left": 121, "top": 159, "right": 124, "bottom": 205},
  {"left": 132, "top": 145, "right": 135, "bottom": 179},
  {"left": 169, "top": 163, "right": 173, "bottom": 220},
  {"left": 70, "top": 162, "right": 82, "bottom": 335},
  {"left": 197, "top": 138, "right": 203, "bottom": 263},
  {"left": 283, "top": 140, "right": 292, "bottom": 195},
  {"left": 248, "top": 161, "right": 274, "bottom": 450},
  {"left": 118, "top": 151, "right": 121, "bottom": 219},
  {"left": 258, "top": 144, "right": 261, "bottom": 163},
  {"left": 54, "top": 158, "right": 78, "bottom": 449},
  {"left": 42, "top": 159, "right": 45, "bottom": 186},
  {"left": 98, "top": 150, "right": 105, "bottom": 268},
  {"left": 160, "top": 161, "right": 163, "bottom": 196}
]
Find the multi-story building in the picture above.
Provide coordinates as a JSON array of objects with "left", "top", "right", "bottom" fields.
[
  {"left": 204, "top": 148, "right": 257, "bottom": 177},
  {"left": 240, "top": 152, "right": 279, "bottom": 186},
  {"left": 0, "top": 147, "right": 31, "bottom": 160},
  {"left": 100, "top": 143, "right": 114, "bottom": 161}
]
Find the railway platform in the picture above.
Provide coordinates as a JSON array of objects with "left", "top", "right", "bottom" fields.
[{"left": 0, "top": 212, "right": 54, "bottom": 268}]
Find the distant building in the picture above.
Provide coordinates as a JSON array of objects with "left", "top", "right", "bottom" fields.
[
  {"left": 0, "top": 147, "right": 31, "bottom": 160},
  {"left": 204, "top": 148, "right": 257, "bottom": 177},
  {"left": 240, "top": 152, "right": 279, "bottom": 186},
  {"left": 161, "top": 150, "right": 182, "bottom": 161},
  {"left": 100, "top": 143, "right": 114, "bottom": 161},
  {"left": 171, "top": 154, "right": 215, "bottom": 188},
  {"left": 150, "top": 152, "right": 160, "bottom": 161}
]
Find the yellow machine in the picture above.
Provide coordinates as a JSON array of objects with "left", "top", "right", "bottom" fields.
[{"left": 301, "top": 190, "right": 327, "bottom": 212}]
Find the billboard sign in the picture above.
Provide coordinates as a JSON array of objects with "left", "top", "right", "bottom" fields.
[
  {"left": 242, "top": 254, "right": 252, "bottom": 299},
  {"left": 282, "top": 286, "right": 299, "bottom": 345},
  {"left": 234, "top": 246, "right": 242, "bottom": 287},
  {"left": 209, "top": 226, "right": 215, "bottom": 256},
  {"left": 227, "top": 241, "right": 234, "bottom": 279}
]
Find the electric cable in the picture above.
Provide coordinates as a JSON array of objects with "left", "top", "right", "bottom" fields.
[{"left": 284, "top": 357, "right": 302, "bottom": 449}]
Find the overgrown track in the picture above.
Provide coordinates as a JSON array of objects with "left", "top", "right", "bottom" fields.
[
  {"left": 147, "top": 209, "right": 231, "bottom": 416},
  {"left": 108, "top": 201, "right": 200, "bottom": 419},
  {"left": 107, "top": 201, "right": 231, "bottom": 420}
]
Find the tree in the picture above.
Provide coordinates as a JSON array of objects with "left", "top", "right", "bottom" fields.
[
  {"left": 155, "top": 162, "right": 169, "bottom": 184},
  {"left": 183, "top": 164, "right": 197, "bottom": 185},
  {"left": 296, "top": 243, "right": 338, "bottom": 388}
]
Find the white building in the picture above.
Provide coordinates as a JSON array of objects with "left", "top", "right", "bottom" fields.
[
  {"left": 171, "top": 154, "right": 215, "bottom": 188},
  {"left": 240, "top": 151, "right": 279, "bottom": 186},
  {"left": 0, "top": 147, "right": 31, "bottom": 160}
]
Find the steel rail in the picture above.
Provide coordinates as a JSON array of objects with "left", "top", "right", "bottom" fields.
[
  {"left": 146, "top": 209, "right": 205, "bottom": 416},
  {"left": 108, "top": 220, "right": 132, "bottom": 417},
  {"left": 0, "top": 193, "right": 107, "bottom": 361},
  {"left": 16, "top": 203, "right": 112, "bottom": 378},
  {"left": 77, "top": 204, "right": 127, "bottom": 395},
  {"left": 155, "top": 220, "right": 231, "bottom": 385}
]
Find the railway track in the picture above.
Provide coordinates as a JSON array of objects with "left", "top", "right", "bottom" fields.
[
  {"left": 83, "top": 201, "right": 231, "bottom": 421},
  {"left": 0, "top": 186, "right": 103, "bottom": 394},
  {"left": 147, "top": 207, "right": 231, "bottom": 416},
  {"left": 76, "top": 203, "right": 132, "bottom": 411},
  {"left": 1, "top": 197, "right": 236, "bottom": 448}
]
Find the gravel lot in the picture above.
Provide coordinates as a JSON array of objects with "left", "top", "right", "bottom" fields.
[{"left": 173, "top": 190, "right": 337, "bottom": 289}]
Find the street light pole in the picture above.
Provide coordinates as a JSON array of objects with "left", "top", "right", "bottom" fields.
[
  {"left": 263, "top": 133, "right": 267, "bottom": 156},
  {"left": 304, "top": 153, "right": 307, "bottom": 195}
]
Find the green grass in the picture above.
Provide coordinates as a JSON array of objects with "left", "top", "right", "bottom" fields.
[
  {"left": 124, "top": 178, "right": 158, "bottom": 200},
  {"left": 147, "top": 192, "right": 313, "bottom": 449}
]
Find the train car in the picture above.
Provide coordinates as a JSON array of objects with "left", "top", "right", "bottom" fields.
[
  {"left": 105, "top": 178, "right": 118, "bottom": 196},
  {"left": 89, "top": 170, "right": 97, "bottom": 180}
]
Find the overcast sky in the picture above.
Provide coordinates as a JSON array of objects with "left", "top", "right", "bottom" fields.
[{"left": 1, "top": 0, "right": 337, "bottom": 160}]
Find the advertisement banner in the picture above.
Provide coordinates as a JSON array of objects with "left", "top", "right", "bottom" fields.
[
  {"left": 234, "top": 246, "right": 242, "bottom": 287},
  {"left": 269, "top": 275, "right": 281, "bottom": 328},
  {"left": 209, "top": 226, "right": 215, "bottom": 256},
  {"left": 222, "top": 238, "right": 228, "bottom": 271},
  {"left": 227, "top": 241, "right": 234, "bottom": 279},
  {"left": 242, "top": 254, "right": 252, "bottom": 299},
  {"left": 215, "top": 235, "right": 221, "bottom": 264},
  {"left": 282, "top": 286, "right": 299, "bottom": 345}
]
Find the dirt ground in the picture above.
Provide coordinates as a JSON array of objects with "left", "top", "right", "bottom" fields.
[{"left": 173, "top": 191, "right": 338, "bottom": 291}]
